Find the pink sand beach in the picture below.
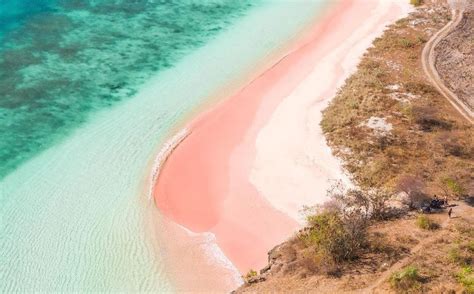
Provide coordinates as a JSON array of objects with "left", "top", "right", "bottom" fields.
[{"left": 151, "top": 0, "right": 411, "bottom": 291}]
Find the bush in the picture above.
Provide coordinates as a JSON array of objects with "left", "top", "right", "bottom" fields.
[
  {"left": 416, "top": 35, "right": 427, "bottom": 44},
  {"left": 410, "top": 0, "right": 423, "bottom": 6},
  {"left": 412, "top": 106, "right": 452, "bottom": 131},
  {"left": 449, "top": 247, "right": 463, "bottom": 264},
  {"left": 304, "top": 210, "right": 367, "bottom": 263},
  {"left": 468, "top": 241, "right": 474, "bottom": 253},
  {"left": 243, "top": 269, "right": 258, "bottom": 283},
  {"left": 448, "top": 245, "right": 472, "bottom": 266},
  {"left": 416, "top": 215, "right": 439, "bottom": 230},
  {"left": 456, "top": 266, "right": 474, "bottom": 293},
  {"left": 390, "top": 266, "right": 422, "bottom": 290},
  {"left": 301, "top": 182, "right": 400, "bottom": 271},
  {"left": 399, "top": 38, "right": 416, "bottom": 48},
  {"left": 328, "top": 181, "right": 394, "bottom": 220}
]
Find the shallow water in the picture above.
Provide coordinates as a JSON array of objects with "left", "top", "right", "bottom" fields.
[
  {"left": 0, "top": 0, "right": 255, "bottom": 180},
  {"left": 1, "top": 0, "right": 328, "bottom": 291}
]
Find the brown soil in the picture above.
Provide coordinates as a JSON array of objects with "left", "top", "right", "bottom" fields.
[
  {"left": 435, "top": 10, "right": 474, "bottom": 112},
  {"left": 234, "top": 1, "right": 474, "bottom": 293},
  {"left": 320, "top": 2, "right": 473, "bottom": 195},
  {"left": 235, "top": 201, "right": 473, "bottom": 293}
]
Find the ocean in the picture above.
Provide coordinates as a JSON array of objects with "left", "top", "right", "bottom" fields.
[{"left": 1, "top": 0, "right": 329, "bottom": 291}]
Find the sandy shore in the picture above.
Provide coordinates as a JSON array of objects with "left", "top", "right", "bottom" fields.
[
  {"left": 251, "top": 0, "right": 412, "bottom": 222},
  {"left": 152, "top": 0, "right": 411, "bottom": 291}
]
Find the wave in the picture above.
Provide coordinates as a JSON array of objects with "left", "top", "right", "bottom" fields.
[
  {"left": 176, "top": 222, "right": 244, "bottom": 287},
  {"left": 148, "top": 128, "right": 190, "bottom": 200}
]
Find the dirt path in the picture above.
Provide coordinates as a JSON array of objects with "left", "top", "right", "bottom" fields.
[
  {"left": 359, "top": 217, "right": 450, "bottom": 293},
  {"left": 421, "top": 7, "right": 474, "bottom": 124},
  {"left": 359, "top": 201, "right": 471, "bottom": 293}
]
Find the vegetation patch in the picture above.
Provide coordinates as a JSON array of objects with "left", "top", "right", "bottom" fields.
[
  {"left": 300, "top": 182, "right": 400, "bottom": 276},
  {"left": 441, "top": 177, "right": 466, "bottom": 198},
  {"left": 448, "top": 243, "right": 473, "bottom": 266},
  {"left": 456, "top": 266, "right": 474, "bottom": 293},
  {"left": 237, "top": 4, "right": 474, "bottom": 293},
  {"left": 321, "top": 3, "right": 472, "bottom": 199},
  {"left": 390, "top": 266, "right": 423, "bottom": 291},
  {"left": 416, "top": 215, "right": 439, "bottom": 230},
  {"left": 243, "top": 269, "right": 259, "bottom": 284},
  {"left": 410, "top": 0, "right": 423, "bottom": 6},
  {"left": 303, "top": 211, "right": 366, "bottom": 263}
]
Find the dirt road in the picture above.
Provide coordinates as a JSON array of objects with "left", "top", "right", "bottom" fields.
[{"left": 421, "top": 7, "right": 474, "bottom": 124}]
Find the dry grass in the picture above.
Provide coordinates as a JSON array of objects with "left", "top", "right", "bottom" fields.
[
  {"left": 390, "top": 266, "right": 423, "bottom": 291},
  {"left": 321, "top": 5, "right": 473, "bottom": 196},
  {"left": 238, "top": 4, "right": 474, "bottom": 294},
  {"left": 238, "top": 201, "right": 474, "bottom": 293},
  {"left": 416, "top": 215, "right": 439, "bottom": 230}
]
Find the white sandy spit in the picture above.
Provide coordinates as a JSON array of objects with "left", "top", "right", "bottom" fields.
[{"left": 250, "top": 0, "right": 412, "bottom": 223}]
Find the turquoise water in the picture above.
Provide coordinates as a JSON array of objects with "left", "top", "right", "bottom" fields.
[
  {"left": 0, "top": 0, "right": 255, "bottom": 180},
  {"left": 0, "top": 1, "right": 55, "bottom": 42},
  {"left": 1, "top": 0, "right": 329, "bottom": 291}
]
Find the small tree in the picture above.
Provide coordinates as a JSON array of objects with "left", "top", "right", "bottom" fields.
[
  {"left": 301, "top": 181, "right": 370, "bottom": 265},
  {"left": 367, "top": 188, "right": 393, "bottom": 220},
  {"left": 305, "top": 210, "right": 367, "bottom": 263},
  {"left": 326, "top": 181, "right": 394, "bottom": 220}
]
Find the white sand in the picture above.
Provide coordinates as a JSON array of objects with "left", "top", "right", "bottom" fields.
[{"left": 250, "top": 0, "right": 412, "bottom": 223}]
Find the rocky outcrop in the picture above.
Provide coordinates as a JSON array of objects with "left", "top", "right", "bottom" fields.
[{"left": 236, "top": 231, "right": 310, "bottom": 291}]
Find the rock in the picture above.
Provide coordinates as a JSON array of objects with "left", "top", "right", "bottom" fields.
[
  {"left": 272, "top": 263, "right": 283, "bottom": 273},
  {"left": 247, "top": 275, "right": 266, "bottom": 284},
  {"left": 268, "top": 244, "right": 283, "bottom": 262},
  {"left": 260, "top": 264, "right": 271, "bottom": 275}
]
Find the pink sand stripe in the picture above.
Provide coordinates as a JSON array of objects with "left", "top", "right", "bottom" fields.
[{"left": 151, "top": 0, "right": 405, "bottom": 290}]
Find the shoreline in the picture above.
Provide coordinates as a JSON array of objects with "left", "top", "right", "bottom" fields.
[
  {"left": 147, "top": 128, "right": 190, "bottom": 200},
  {"left": 150, "top": 0, "right": 412, "bottom": 291},
  {"left": 144, "top": 1, "right": 338, "bottom": 195},
  {"left": 144, "top": 2, "right": 341, "bottom": 292},
  {"left": 250, "top": 0, "right": 412, "bottom": 222},
  {"left": 239, "top": 1, "right": 474, "bottom": 290}
]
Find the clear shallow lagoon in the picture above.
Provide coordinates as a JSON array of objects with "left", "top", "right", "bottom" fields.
[
  {"left": 1, "top": 0, "right": 328, "bottom": 291},
  {"left": 0, "top": 0, "right": 256, "bottom": 179}
]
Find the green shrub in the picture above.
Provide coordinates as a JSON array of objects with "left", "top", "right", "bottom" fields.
[
  {"left": 443, "top": 178, "right": 466, "bottom": 197},
  {"left": 448, "top": 247, "right": 463, "bottom": 264},
  {"left": 416, "top": 35, "right": 427, "bottom": 44},
  {"left": 245, "top": 269, "right": 257, "bottom": 279},
  {"left": 243, "top": 269, "right": 258, "bottom": 283},
  {"left": 390, "top": 266, "right": 422, "bottom": 290},
  {"left": 456, "top": 266, "right": 474, "bottom": 293},
  {"left": 303, "top": 210, "right": 367, "bottom": 263},
  {"left": 468, "top": 241, "right": 474, "bottom": 253},
  {"left": 448, "top": 245, "right": 472, "bottom": 266},
  {"left": 416, "top": 215, "right": 439, "bottom": 230},
  {"left": 399, "top": 38, "right": 416, "bottom": 48}
]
